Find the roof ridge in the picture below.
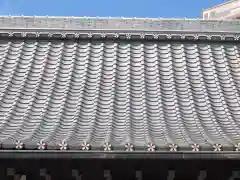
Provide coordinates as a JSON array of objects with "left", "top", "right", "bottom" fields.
[
  {"left": 0, "top": 16, "right": 239, "bottom": 38},
  {"left": 1, "top": 15, "right": 240, "bottom": 21}
]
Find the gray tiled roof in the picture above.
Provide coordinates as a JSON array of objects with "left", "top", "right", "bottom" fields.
[
  {"left": 0, "top": 38, "right": 240, "bottom": 152},
  {"left": 1, "top": 16, "right": 240, "bottom": 153}
]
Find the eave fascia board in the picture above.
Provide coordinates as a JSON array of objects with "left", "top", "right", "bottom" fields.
[{"left": 0, "top": 150, "right": 239, "bottom": 160}]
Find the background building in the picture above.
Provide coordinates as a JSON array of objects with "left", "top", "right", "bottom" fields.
[{"left": 202, "top": 0, "right": 240, "bottom": 19}]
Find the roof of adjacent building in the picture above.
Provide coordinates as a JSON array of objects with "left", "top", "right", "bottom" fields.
[{"left": 1, "top": 16, "right": 240, "bottom": 159}]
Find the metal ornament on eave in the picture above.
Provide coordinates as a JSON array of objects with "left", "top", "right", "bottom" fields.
[
  {"left": 0, "top": 31, "right": 240, "bottom": 41},
  {"left": 2, "top": 141, "right": 240, "bottom": 152},
  {"left": 103, "top": 142, "right": 112, "bottom": 151},
  {"left": 81, "top": 142, "right": 90, "bottom": 151},
  {"left": 59, "top": 140, "right": 68, "bottom": 150},
  {"left": 15, "top": 140, "right": 24, "bottom": 150},
  {"left": 125, "top": 143, "right": 134, "bottom": 152},
  {"left": 37, "top": 140, "right": 46, "bottom": 150}
]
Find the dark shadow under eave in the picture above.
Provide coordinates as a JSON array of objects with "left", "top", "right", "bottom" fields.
[{"left": 0, "top": 159, "right": 239, "bottom": 180}]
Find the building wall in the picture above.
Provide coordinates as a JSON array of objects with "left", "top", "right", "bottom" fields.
[{"left": 202, "top": 0, "right": 240, "bottom": 19}]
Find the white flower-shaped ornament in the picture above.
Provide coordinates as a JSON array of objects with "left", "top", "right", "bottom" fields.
[
  {"left": 140, "top": 33, "right": 145, "bottom": 39},
  {"left": 207, "top": 35, "right": 212, "bottom": 40},
  {"left": 191, "top": 144, "right": 200, "bottom": 152},
  {"left": 37, "top": 140, "right": 46, "bottom": 150},
  {"left": 59, "top": 140, "right": 67, "bottom": 150},
  {"left": 193, "top": 35, "right": 199, "bottom": 40},
  {"left": 103, "top": 142, "right": 112, "bottom": 151},
  {"left": 87, "top": 33, "right": 93, "bottom": 38},
  {"left": 15, "top": 140, "right": 23, "bottom": 149},
  {"left": 81, "top": 142, "right": 90, "bottom": 151},
  {"left": 180, "top": 34, "right": 185, "bottom": 39},
  {"left": 166, "top": 34, "right": 171, "bottom": 39},
  {"left": 235, "top": 143, "right": 240, "bottom": 151},
  {"left": 235, "top": 35, "right": 239, "bottom": 40},
  {"left": 125, "top": 143, "right": 134, "bottom": 151},
  {"left": 213, "top": 144, "right": 222, "bottom": 151},
  {"left": 147, "top": 143, "right": 156, "bottom": 152},
  {"left": 153, "top": 34, "right": 159, "bottom": 39},
  {"left": 169, "top": 143, "right": 178, "bottom": 152},
  {"left": 114, "top": 33, "right": 119, "bottom": 38},
  {"left": 126, "top": 34, "right": 131, "bottom": 39},
  {"left": 101, "top": 33, "right": 106, "bottom": 38}
]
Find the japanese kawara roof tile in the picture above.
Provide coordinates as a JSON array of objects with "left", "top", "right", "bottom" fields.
[{"left": 0, "top": 16, "right": 240, "bottom": 153}]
